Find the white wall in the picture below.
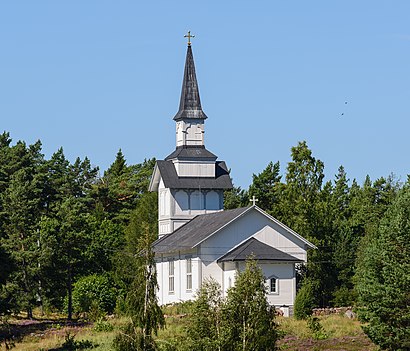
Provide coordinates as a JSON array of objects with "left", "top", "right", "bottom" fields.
[
  {"left": 156, "top": 252, "right": 199, "bottom": 305},
  {"left": 157, "top": 208, "right": 308, "bottom": 306},
  {"left": 260, "top": 262, "right": 296, "bottom": 306},
  {"left": 173, "top": 160, "right": 215, "bottom": 177},
  {"left": 254, "top": 226, "right": 307, "bottom": 261},
  {"left": 176, "top": 120, "right": 204, "bottom": 147},
  {"left": 200, "top": 209, "right": 307, "bottom": 265}
]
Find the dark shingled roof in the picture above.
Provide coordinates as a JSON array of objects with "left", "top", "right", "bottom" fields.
[
  {"left": 217, "top": 237, "right": 303, "bottom": 263},
  {"left": 156, "top": 160, "right": 233, "bottom": 190},
  {"left": 173, "top": 45, "right": 208, "bottom": 121},
  {"left": 153, "top": 207, "right": 249, "bottom": 254},
  {"left": 165, "top": 146, "right": 217, "bottom": 161}
]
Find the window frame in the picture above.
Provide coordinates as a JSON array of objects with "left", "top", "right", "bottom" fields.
[
  {"left": 267, "top": 275, "right": 279, "bottom": 294},
  {"left": 168, "top": 259, "right": 175, "bottom": 294},
  {"left": 186, "top": 257, "right": 192, "bottom": 291}
]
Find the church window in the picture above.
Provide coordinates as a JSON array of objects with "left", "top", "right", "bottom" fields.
[
  {"left": 206, "top": 191, "right": 220, "bottom": 210},
  {"left": 168, "top": 260, "right": 175, "bottom": 294},
  {"left": 186, "top": 258, "right": 192, "bottom": 291},
  {"left": 190, "top": 190, "right": 203, "bottom": 210},
  {"left": 269, "top": 277, "right": 278, "bottom": 294}
]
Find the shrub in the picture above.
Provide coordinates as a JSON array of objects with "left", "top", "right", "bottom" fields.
[
  {"left": 61, "top": 332, "right": 97, "bottom": 350},
  {"left": 93, "top": 318, "right": 114, "bottom": 332},
  {"left": 331, "top": 286, "right": 357, "bottom": 307},
  {"left": 306, "top": 316, "right": 328, "bottom": 340},
  {"left": 69, "top": 274, "right": 118, "bottom": 317},
  {"left": 294, "top": 280, "right": 315, "bottom": 320}
]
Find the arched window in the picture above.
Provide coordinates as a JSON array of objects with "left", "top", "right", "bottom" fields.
[{"left": 267, "top": 275, "right": 279, "bottom": 294}]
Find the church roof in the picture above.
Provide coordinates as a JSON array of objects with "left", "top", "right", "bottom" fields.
[
  {"left": 173, "top": 45, "right": 208, "bottom": 121},
  {"left": 153, "top": 206, "right": 317, "bottom": 254},
  {"left": 152, "top": 160, "right": 233, "bottom": 190},
  {"left": 217, "top": 237, "right": 303, "bottom": 263},
  {"left": 153, "top": 207, "right": 249, "bottom": 254},
  {"left": 165, "top": 146, "right": 217, "bottom": 161}
]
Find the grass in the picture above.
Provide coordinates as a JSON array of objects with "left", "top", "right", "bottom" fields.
[
  {"left": 277, "top": 314, "right": 377, "bottom": 351},
  {"left": 2, "top": 309, "right": 377, "bottom": 351}
]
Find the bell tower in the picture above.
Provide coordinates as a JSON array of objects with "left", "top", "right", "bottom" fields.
[{"left": 149, "top": 34, "right": 233, "bottom": 238}]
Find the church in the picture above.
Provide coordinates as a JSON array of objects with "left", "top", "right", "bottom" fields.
[{"left": 149, "top": 35, "right": 316, "bottom": 314}]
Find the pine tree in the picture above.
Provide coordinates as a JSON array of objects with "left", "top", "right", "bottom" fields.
[
  {"left": 224, "top": 185, "right": 248, "bottom": 210},
  {"left": 356, "top": 184, "right": 410, "bottom": 350},
  {"left": 0, "top": 140, "right": 45, "bottom": 318},
  {"left": 40, "top": 196, "right": 92, "bottom": 319}
]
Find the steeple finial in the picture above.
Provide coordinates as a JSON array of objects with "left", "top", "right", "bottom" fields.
[
  {"left": 184, "top": 31, "right": 195, "bottom": 46},
  {"left": 173, "top": 36, "right": 208, "bottom": 121}
]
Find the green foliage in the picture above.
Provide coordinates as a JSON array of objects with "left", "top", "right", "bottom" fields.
[
  {"left": 306, "top": 316, "right": 328, "bottom": 340},
  {"left": 185, "top": 278, "right": 223, "bottom": 351},
  {"left": 223, "top": 259, "right": 278, "bottom": 351},
  {"left": 294, "top": 280, "right": 315, "bottom": 320},
  {"left": 113, "top": 321, "right": 156, "bottom": 351},
  {"left": 224, "top": 185, "right": 248, "bottom": 210},
  {"left": 248, "top": 161, "right": 281, "bottom": 212},
  {"left": 113, "top": 193, "right": 164, "bottom": 351},
  {"left": 331, "top": 286, "right": 357, "bottom": 307},
  {"left": 185, "top": 259, "right": 279, "bottom": 351},
  {"left": 93, "top": 318, "right": 114, "bottom": 332},
  {"left": 60, "top": 332, "right": 97, "bottom": 350},
  {"left": 356, "top": 185, "right": 410, "bottom": 351},
  {"left": 70, "top": 274, "right": 119, "bottom": 316}
]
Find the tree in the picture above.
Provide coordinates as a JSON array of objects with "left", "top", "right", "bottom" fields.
[
  {"left": 248, "top": 161, "right": 281, "bottom": 212},
  {"left": 224, "top": 185, "right": 248, "bottom": 210},
  {"left": 93, "top": 154, "right": 155, "bottom": 225},
  {"left": 40, "top": 196, "right": 92, "bottom": 319},
  {"left": 0, "top": 140, "right": 45, "bottom": 318},
  {"left": 185, "top": 278, "right": 224, "bottom": 351},
  {"left": 294, "top": 280, "right": 315, "bottom": 320},
  {"left": 276, "top": 141, "right": 332, "bottom": 306},
  {"left": 113, "top": 192, "right": 164, "bottom": 351},
  {"left": 355, "top": 185, "right": 410, "bottom": 350},
  {"left": 222, "top": 259, "right": 278, "bottom": 351}
]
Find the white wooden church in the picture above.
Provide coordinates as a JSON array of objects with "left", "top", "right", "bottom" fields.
[{"left": 149, "top": 37, "right": 316, "bottom": 313}]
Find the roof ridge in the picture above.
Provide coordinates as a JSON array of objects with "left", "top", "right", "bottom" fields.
[{"left": 230, "top": 237, "right": 256, "bottom": 260}]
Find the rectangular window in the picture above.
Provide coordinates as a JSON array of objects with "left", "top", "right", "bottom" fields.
[
  {"left": 270, "top": 278, "right": 277, "bottom": 293},
  {"left": 168, "top": 260, "right": 174, "bottom": 294},
  {"left": 186, "top": 258, "right": 192, "bottom": 291}
]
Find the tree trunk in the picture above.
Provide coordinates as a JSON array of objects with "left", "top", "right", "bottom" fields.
[
  {"left": 27, "top": 306, "right": 33, "bottom": 320},
  {"left": 67, "top": 264, "right": 72, "bottom": 320}
]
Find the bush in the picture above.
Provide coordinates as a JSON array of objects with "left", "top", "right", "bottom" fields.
[
  {"left": 60, "top": 332, "right": 97, "bottom": 350},
  {"left": 307, "top": 316, "right": 328, "bottom": 340},
  {"left": 294, "top": 280, "right": 315, "bottom": 320},
  {"left": 332, "top": 286, "right": 357, "bottom": 307},
  {"left": 93, "top": 318, "right": 114, "bottom": 332},
  {"left": 69, "top": 274, "right": 118, "bottom": 317}
]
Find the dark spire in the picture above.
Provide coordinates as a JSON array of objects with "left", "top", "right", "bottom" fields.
[{"left": 173, "top": 45, "right": 208, "bottom": 121}]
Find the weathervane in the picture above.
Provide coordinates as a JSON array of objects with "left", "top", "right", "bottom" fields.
[{"left": 184, "top": 31, "right": 195, "bottom": 46}]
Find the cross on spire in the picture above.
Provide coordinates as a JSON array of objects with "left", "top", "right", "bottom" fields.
[
  {"left": 184, "top": 31, "right": 195, "bottom": 46},
  {"left": 250, "top": 196, "right": 258, "bottom": 206}
]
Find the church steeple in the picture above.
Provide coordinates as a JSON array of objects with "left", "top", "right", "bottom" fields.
[
  {"left": 173, "top": 44, "right": 208, "bottom": 121},
  {"left": 148, "top": 34, "right": 233, "bottom": 238},
  {"left": 173, "top": 37, "right": 208, "bottom": 148}
]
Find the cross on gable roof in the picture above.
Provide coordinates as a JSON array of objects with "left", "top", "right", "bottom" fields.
[{"left": 152, "top": 206, "right": 317, "bottom": 254}]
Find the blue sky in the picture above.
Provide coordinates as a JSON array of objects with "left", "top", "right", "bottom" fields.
[{"left": 1, "top": 1, "right": 409, "bottom": 189}]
